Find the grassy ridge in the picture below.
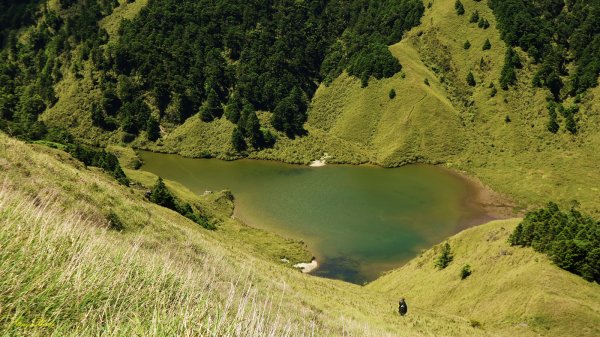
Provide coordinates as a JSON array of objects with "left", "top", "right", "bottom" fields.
[
  {"left": 2, "top": 133, "right": 499, "bottom": 336},
  {"left": 44, "top": 0, "right": 598, "bottom": 216},
  {"left": 2, "top": 133, "right": 598, "bottom": 336},
  {"left": 39, "top": 0, "right": 600, "bottom": 216},
  {"left": 369, "top": 219, "right": 600, "bottom": 337}
]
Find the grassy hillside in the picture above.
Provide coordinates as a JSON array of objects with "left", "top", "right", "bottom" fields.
[
  {"left": 0, "top": 133, "right": 485, "bottom": 336},
  {"left": 40, "top": 0, "right": 600, "bottom": 216},
  {"left": 369, "top": 219, "right": 600, "bottom": 337},
  {"left": 2, "top": 133, "right": 599, "bottom": 336},
  {"left": 2, "top": 1, "right": 600, "bottom": 336}
]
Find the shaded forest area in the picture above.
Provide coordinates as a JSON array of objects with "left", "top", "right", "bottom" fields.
[
  {"left": 112, "top": 0, "right": 424, "bottom": 144},
  {"left": 489, "top": 0, "right": 600, "bottom": 99},
  {"left": 0, "top": 0, "right": 424, "bottom": 150},
  {"left": 510, "top": 202, "right": 600, "bottom": 283}
]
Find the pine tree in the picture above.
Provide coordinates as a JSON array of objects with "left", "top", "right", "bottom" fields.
[
  {"left": 500, "top": 48, "right": 522, "bottom": 90},
  {"left": 245, "top": 109, "right": 263, "bottom": 148},
  {"left": 225, "top": 93, "right": 243, "bottom": 123},
  {"left": 435, "top": 242, "right": 454, "bottom": 270},
  {"left": 547, "top": 103, "right": 560, "bottom": 134},
  {"left": 238, "top": 102, "right": 254, "bottom": 137},
  {"left": 463, "top": 40, "right": 471, "bottom": 49},
  {"left": 149, "top": 177, "right": 176, "bottom": 210},
  {"left": 565, "top": 114, "right": 577, "bottom": 134},
  {"left": 231, "top": 126, "right": 246, "bottom": 152},
  {"left": 389, "top": 88, "right": 396, "bottom": 99},
  {"left": 482, "top": 39, "right": 492, "bottom": 50},
  {"left": 146, "top": 116, "right": 160, "bottom": 141},
  {"left": 466, "top": 71, "right": 476, "bottom": 86},
  {"left": 91, "top": 103, "right": 104, "bottom": 127},
  {"left": 455, "top": 0, "right": 465, "bottom": 15},
  {"left": 509, "top": 223, "right": 523, "bottom": 245},
  {"left": 469, "top": 10, "right": 479, "bottom": 23},
  {"left": 200, "top": 89, "right": 222, "bottom": 122},
  {"left": 478, "top": 18, "right": 490, "bottom": 29},
  {"left": 271, "top": 87, "right": 307, "bottom": 137}
]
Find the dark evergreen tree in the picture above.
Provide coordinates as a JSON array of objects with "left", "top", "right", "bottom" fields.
[
  {"left": 466, "top": 71, "right": 476, "bottom": 86},
  {"left": 463, "top": 40, "right": 471, "bottom": 50},
  {"left": 347, "top": 43, "right": 402, "bottom": 87},
  {"left": 91, "top": 103, "right": 104, "bottom": 127},
  {"left": 231, "top": 126, "right": 246, "bottom": 152},
  {"left": 146, "top": 116, "right": 160, "bottom": 141},
  {"left": 149, "top": 177, "right": 177, "bottom": 210},
  {"left": 547, "top": 103, "right": 560, "bottom": 134},
  {"left": 271, "top": 87, "right": 307, "bottom": 137},
  {"left": 200, "top": 88, "right": 222, "bottom": 122},
  {"left": 455, "top": 0, "right": 465, "bottom": 15},
  {"left": 478, "top": 18, "right": 490, "bottom": 29},
  {"left": 489, "top": 0, "right": 600, "bottom": 96},
  {"left": 469, "top": 11, "right": 479, "bottom": 23},
  {"left": 482, "top": 39, "right": 491, "bottom": 50},
  {"left": 245, "top": 109, "right": 263, "bottom": 148},
  {"left": 510, "top": 202, "right": 600, "bottom": 283},
  {"left": 225, "top": 93, "right": 243, "bottom": 124},
  {"left": 102, "top": 88, "right": 121, "bottom": 116},
  {"left": 389, "top": 88, "right": 396, "bottom": 99},
  {"left": 500, "top": 48, "right": 521, "bottom": 90},
  {"left": 147, "top": 177, "right": 214, "bottom": 229}
]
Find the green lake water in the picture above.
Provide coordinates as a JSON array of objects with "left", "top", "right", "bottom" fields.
[{"left": 139, "top": 152, "right": 493, "bottom": 284}]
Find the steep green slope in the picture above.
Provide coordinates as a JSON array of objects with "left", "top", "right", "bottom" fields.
[
  {"left": 83, "top": 0, "right": 600, "bottom": 216},
  {"left": 3, "top": 0, "right": 598, "bottom": 215},
  {"left": 0, "top": 133, "right": 489, "bottom": 336},
  {"left": 369, "top": 219, "right": 600, "bottom": 337},
  {"left": 2, "top": 133, "right": 599, "bottom": 336}
]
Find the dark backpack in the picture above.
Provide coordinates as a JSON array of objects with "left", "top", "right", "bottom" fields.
[{"left": 399, "top": 300, "right": 408, "bottom": 316}]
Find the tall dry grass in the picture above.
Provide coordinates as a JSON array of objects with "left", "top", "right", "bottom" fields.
[{"left": 0, "top": 181, "right": 323, "bottom": 336}]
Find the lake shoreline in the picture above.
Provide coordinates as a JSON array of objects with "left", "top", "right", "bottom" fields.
[
  {"left": 135, "top": 149, "right": 520, "bottom": 283},
  {"left": 132, "top": 146, "right": 518, "bottom": 220},
  {"left": 441, "top": 166, "right": 519, "bottom": 231}
]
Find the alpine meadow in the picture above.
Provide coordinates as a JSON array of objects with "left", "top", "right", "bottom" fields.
[{"left": 1, "top": 0, "right": 599, "bottom": 336}]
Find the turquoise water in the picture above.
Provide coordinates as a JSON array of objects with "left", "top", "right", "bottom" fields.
[{"left": 139, "top": 152, "right": 492, "bottom": 284}]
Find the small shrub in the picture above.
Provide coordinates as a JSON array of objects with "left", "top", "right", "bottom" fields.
[
  {"left": 460, "top": 264, "right": 472, "bottom": 279},
  {"left": 482, "top": 39, "right": 491, "bottom": 50},
  {"left": 469, "top": 11, "right": 479, "bottom": 23},
  {"left": 463, "top": 40, "right": 471, "bottom": 49},
  {"left": 470, "top": 320, "right": 482, "bottom": 328},
  {"left": 131, "top": 158, "right": 143, "bottom": 170},
  {"left": 466, "top": 71, "right": 476, "bottom": 86},
  {"left": 106, "top": 211, "right": 124, "bottom": 231},
  {"left": 424, "top": 78, "right": 430, "bottom": 86},
  {"left": 455, "top": 0, "right": 465, "bottom": 15},
  {"left": 435, "top": 242, "right": 453, "bottom": 270},
  {"left": 389, "top": 88, "right": 396, "bottom": 99},
  {"left": 490, "top": 87, "right": 498, "bottom": 97}
]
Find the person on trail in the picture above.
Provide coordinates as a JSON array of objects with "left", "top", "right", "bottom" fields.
[{"left": 398, "top": 298, "right": 407, "bottom": 316}]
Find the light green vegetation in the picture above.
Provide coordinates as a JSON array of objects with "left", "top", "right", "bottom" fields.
[
  {"left": 137, "top": 151, "right": 493, "bottom": 284},
  {"left": 0, "top": 133, "right": 490, "bottom": 336},
  {"left": 2, "top": 134, "right": 599, "bottom": 336},
  {"left": 100, "top": 0, "right": 149, "bottom": 41},
  {"left": 123, "top": 167, "right": 311, "bottom": 265},
  {"left": 40, "top": 0, "right": 600, "bottom": 217},
  {"left": 369, "top": 218, "right": 600, "bottom": 337}
]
